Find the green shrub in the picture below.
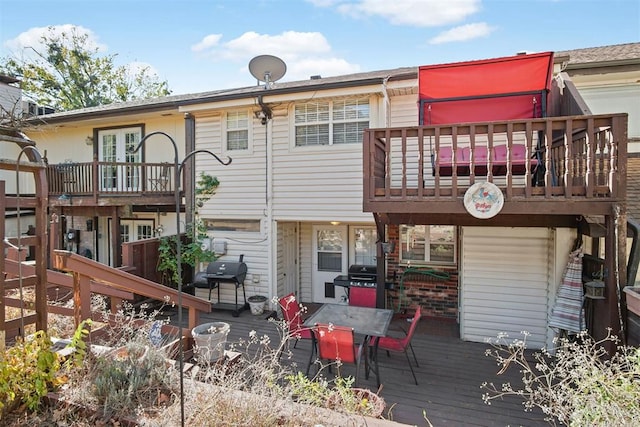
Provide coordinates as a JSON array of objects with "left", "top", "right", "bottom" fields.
[{"left": 0, "top": 331, "right": 62, "bottom": 418}]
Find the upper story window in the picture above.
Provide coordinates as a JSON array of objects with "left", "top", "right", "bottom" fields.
[
  {"left": 226, "top": 111, "right": 249, "bottom": 150},
  {"left": 294, "top": 97, "right": 369, "bottom": 147},
  {"left": 400, "top": 225, "right": 456, "bottom": 265}
]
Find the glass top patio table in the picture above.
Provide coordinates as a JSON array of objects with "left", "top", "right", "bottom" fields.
[
  {"left": 303, "top": 303, "right": 393, "bottom": 337},
  {"left": 303, "top": 303, "right": 393, "bottom": 387}
]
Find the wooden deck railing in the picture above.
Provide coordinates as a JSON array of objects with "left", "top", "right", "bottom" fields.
[
  {"left": 52, "top": 250, "right": 210, "bottom": 334},
  {"left": 46, "top": 161, "right": 176, "bottom": 196},
  {"left": 363, "top": 113, "right": 628, "bottom": 215}
]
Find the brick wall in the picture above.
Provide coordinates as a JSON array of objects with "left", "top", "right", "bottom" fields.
[{"left": 385, "top": 226, "right": 459, "bottom": 319}]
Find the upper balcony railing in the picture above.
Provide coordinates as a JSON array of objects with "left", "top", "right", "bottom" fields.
[
  {"left": 363, "top": 113, "right": 628, "bottom": 216},
  {"left": 46, "top": 161, "right": 176, "bottom": 198}
]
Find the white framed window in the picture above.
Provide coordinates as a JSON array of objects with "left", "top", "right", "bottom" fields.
[
  {"left": 120, "top": 219, "right": 154, "bottom": 242},
  {"left": 294, "top": 97, "right": 369, "bottom": 147},
  {"left": 225, "top": 111, "right": 249, "bottom": 151},
  {"left": 400, "top": 225, "right": 456, "bottom": 265}
]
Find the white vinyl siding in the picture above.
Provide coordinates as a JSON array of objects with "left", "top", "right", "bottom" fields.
[
  {"left": 194, "top": 115, "right": 265, "bottom": 218},
  {"left": 389, "top": 94, "right": 419, "bottom": 127},
  {"left": 195, "top": 228, "right": 270, "bottom": 305},
  {"left": 460, "top": 227, "right": 551, "bottom": 349},
  {"left": 273, "top": 99, "right": 377, "bottom": 222}
]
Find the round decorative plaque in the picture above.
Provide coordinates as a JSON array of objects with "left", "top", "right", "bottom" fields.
[{"left": 463, "top": 181, "right": 504, "bottom": 219}]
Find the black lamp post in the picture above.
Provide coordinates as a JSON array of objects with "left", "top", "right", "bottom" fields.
[{"left": 129, "top": 131, "right": 230, "bottom": 426}]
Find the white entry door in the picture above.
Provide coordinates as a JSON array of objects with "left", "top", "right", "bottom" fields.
[
  {"left": 312, "top": 225, "right": 348, "bottom": 304},
  {"left": 98, "top": 127, "right": 141, "bottom": 191}
]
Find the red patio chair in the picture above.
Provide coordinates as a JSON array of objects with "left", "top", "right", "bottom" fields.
[
  {"left": 278, "top": 293, "right": 312, "bottom": 347},
  {"left": 313, "top": 323, "right": 367, "bottom": 386},
  {"left": 374, "top": 305, "right": 422, "bottom": 385}
]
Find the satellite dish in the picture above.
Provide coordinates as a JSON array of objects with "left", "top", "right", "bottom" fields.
[{"left": 249, "top": 55, "right": 287, "bottom": 89}]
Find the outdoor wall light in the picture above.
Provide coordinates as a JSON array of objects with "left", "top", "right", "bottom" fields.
[{"left": 85, "top": 136, "right": 94, "bottom": 146}]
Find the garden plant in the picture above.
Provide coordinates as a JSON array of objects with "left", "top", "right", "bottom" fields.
[{"left": 482, "top": 329, "right": 640, "bottom": 426}]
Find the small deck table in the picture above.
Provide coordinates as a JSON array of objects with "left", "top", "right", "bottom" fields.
[{"left": 303, "top": 303, "right": 393, "bottom": 387}]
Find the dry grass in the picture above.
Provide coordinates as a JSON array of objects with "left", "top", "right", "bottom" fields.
[{"left": 3, "top": 296, "right": 383, "bottom": 426}]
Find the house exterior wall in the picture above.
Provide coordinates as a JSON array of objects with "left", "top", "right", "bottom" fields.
[
  {"left": 577, "top": 85, "right": 640, "bottom": 151},
  {"left": 0, "top": 80, "right": 21, "bottom": 117},
  {"left": 190, "top": 86, "right": 404, "bottom": 305},
  {"left": 194, "top": 112, "right": 266, "bottom": 220},
  {"left": 389, "top": 94, "right": 419, "bottom": 126},
  {"left": 270, "top": 96, "right": 380, "bottom": 223}
]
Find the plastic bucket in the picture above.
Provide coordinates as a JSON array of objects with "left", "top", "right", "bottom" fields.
[
  {"left": 248, "top": 295, "right": 267, "bottom": 315},
  {"left": 191, "top": 322, "right": 230, "bottom": 363}
]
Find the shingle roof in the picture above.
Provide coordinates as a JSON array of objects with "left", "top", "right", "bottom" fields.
[
  {"left": 30, "top": 43, "right": 639, "bottom": 123},
  {"left": 30, "top": 67, "right": 417, "bottom": 123},
  {"left": 556, "top": 42, "right": 640, "bottom": 65}
]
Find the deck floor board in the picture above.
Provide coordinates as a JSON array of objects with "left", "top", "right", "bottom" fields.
[{"left": 167, "top": 304, "right": 550, "bottom": 426}]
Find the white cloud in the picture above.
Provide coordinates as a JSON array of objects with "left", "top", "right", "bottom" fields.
[
  {"left": 305, "top": 0, "right": 340, "bottom": 6},
  {"left": 429, "top": 22, "right": 495, "bottom": 44},
  {"left": 191, "top": 34, "right": 223, "bottom": 52},
  {"left": 286, "top": 57, "right": 361, "bottom": 81},
  {"left": 333, "top": 0, "right": 481, "bottom": 27},
  {"left": 222, "top": 31, "right": 332, "bottom": 60},
  {"left": 193, "top": 30, "right": 357, "bottom": 83},
  {"left": 4, "top": 24, "right": 106, "bottom": 56}
]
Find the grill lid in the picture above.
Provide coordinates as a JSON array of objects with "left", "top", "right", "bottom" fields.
[
  {"left": 348, "top": 264, "right": 378, "bottom": 281},
  {"left": 206, "top": 260, "right": 248, "bottom": 283}
]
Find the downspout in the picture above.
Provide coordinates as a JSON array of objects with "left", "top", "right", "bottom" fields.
[
  {"left": 257, "top": 95, "right": 275, "bottom": 304},
  {"left": 376, "top": 77, "right": 392, "bottom": 308}
]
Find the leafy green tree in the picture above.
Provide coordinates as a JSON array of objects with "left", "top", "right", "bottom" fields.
[{"left": 1, "top": 26, "right": 171, "bottom": 111}]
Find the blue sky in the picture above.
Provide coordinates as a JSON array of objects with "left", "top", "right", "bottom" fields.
[{"left": 1, "top": 0, "right": 638, "bottom": 95}]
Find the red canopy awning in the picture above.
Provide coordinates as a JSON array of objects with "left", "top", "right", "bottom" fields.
[{"left": 419, "top": 52, "right": 554, "bottom": 125}]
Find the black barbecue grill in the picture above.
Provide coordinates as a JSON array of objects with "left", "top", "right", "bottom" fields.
[
  {"left": 193, "top": 255, "right": 248, "bottom": 316},
  {"left": 333, "top": 264, "right": 378, "bottom": 307}
]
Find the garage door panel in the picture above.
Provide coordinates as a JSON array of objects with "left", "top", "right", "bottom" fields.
[
  {"left": 465, "top": 286, "right": 546, "bottom": 305},
  {"left": 461, "top": 227, "right": 550, "bottom": 349}
]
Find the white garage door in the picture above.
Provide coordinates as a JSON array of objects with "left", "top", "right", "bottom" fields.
[{"left": 460, "top": 227, "right": 551, "bottom": 349}]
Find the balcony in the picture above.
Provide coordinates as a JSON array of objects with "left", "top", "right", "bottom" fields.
[
  {"left": 46, "top": 161, "right": 177, "bottom": 206},
  {"left": 363, "top": 113, "right": 628, "bottom": 226}
]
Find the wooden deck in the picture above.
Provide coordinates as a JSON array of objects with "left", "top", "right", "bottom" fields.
[
  {"left": 167, "top": 304, "right": 550, "bottom": 427},
  {"left": 363, "top": 113, "right": 628, "bottom": 226}
]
